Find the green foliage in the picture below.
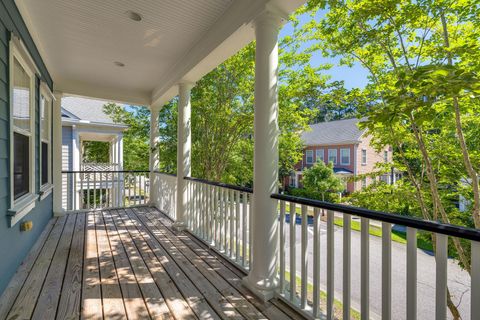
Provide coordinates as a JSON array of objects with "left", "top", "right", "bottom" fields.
[
  {"left": 103, "top": 103, "right": 150, "bottom": 170},
  {"left": 82, "top": 141, "right": 109, "bottom": 163},
  {"left": 301, "top": 162, "right": 344, "bottom": 201}
]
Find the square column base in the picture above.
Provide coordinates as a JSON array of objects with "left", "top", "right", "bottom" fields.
[
  {"left": 172, "top": 221, "right": 187, "bottom": 232},
  {"left": 242, "top": 276, "right": 278, "bottom": 302}
]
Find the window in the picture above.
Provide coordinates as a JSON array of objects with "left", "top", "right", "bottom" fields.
[
  {"left": 361, "top": 149, "right": 367, "bottom": 165},
  {"left": 306, "top": 150, "right": 314, "bottom": 164},
  {"left": 384, "top": 150, "right": 388, "bottom": 163},
  {"left": 40, "top": 90, "right": 52, "bottom": 187},
  {"left": 8, "top": 36, "right": 40, "bottom": 226},
  {"left": 11, "top": 55, "right": 34, "bottom": 200},
  {"left": 328, "top": 149, "right": 337, "bottom": 164},
  {"left": 340, "top": 148, "right": 350, "bottom": 165},
  {"left": 362, "top": 177, "right": 367, "bottom": 188},
  {"left": 315, "top": 149, "right": 324, "bottom": 163},
  {"left": 289, "top": 172, "right": 297, "bottom": 187}
]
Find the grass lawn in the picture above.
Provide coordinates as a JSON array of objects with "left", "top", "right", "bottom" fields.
[
  {"left": 333, "top": 217, "right": 434, "bottom": 252},
  {"left": 284, "top": 270, "right": 361, "bottom": 320}
]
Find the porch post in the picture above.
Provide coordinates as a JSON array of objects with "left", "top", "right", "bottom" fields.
[
  {"left": 149, "top": 106, "right": 160, "bottom": 206},
  {"left": 52, "top": 91, "right": 64, "bottom": 216},
  {"left": 243, "top": 9, "right": 282, "bottom": 301},
  {"left": 173, "top": 81, "right": 193, "bottom": 231}
]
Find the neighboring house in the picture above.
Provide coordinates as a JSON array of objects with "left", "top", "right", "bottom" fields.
[
  {"left": 61, "top": 97, "right": 128, "bottom": 210},
  {"left": 287, "top": 118, "right": 396, "bottom": 193}
]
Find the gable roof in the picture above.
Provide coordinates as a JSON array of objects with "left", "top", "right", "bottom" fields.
[
  {"left": 61, "top": 96, "right": 118, "bottom": 124},
  {"left": 302, "top": 118, "right": 366, "bottom": 146}
]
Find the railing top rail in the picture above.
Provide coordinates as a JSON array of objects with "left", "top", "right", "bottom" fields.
[
  {"left": 184, "top": 176, "right": 253, "bottom": 194},
  {"left": 153, "top": 171, "right": 177, "bottom": 177},
  {"left": 62, "top": 170, "right": 150, "bottom": 174},
  {"left": 272, "top": 193, "right": 480, "bottom": 242}
]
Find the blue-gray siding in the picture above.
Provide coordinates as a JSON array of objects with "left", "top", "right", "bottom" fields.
[{"left": 0, "top": 0, "right": 54, "bottom": 295}]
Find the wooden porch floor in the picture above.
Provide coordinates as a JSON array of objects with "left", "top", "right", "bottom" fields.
[{"left": 0, "top": 207, "right": 301, "bottom": 320}]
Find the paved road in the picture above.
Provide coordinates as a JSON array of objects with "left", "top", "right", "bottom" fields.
[{"left": 284, "top": 217, "right": 471, "bottom": 319}]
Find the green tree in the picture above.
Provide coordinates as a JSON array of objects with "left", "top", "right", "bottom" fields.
[
  {"left": 82, "top": 141, "right": 109, "bottom": 163},
  {"left": 302, "top": 162, "right": 344, "bottom": 201},
  {"left": 298, "top": 1, "right": 480, "bottom": 316},
  {"left": 103, "top": 103, "right": 150, "bottom": 170}
]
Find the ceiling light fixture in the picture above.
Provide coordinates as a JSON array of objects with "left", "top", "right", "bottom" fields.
[
  {"left": 126, "top": 10, "right": 142, "bottom": 22},
  {"left": 114, "top": 61, "right": 125, "bottom": 67}
]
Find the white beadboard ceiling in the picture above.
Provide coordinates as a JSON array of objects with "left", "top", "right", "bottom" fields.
[{"left": 15, "top": 0, "right": 306, "bottom": 106}]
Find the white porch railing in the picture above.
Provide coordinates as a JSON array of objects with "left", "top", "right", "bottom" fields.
[
  {"left": 62, "top": 170, "right": 150, "bottom": 211},
  {"left": 272, "top": 193, "right": 480, "bottom": 320},
  {"left": 151, "top": 172, "right": 177, "bottom": 220},
  {"left": 185, "top": 177, "right": 253, "bottom": 270}
]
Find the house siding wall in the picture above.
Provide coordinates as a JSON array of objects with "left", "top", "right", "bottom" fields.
[
  {"left": 0, "top": 0, "right": 54, "bottom": 295},
  {"left": 356, "top": 133, "right": 392, "bottom": 190}
]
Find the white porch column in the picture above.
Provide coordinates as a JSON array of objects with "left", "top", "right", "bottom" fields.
[
  {"left": 173, "top": 82, "right": 193, "bottom": 231},
  {"left": 243, "top": 10, "right": 282, "bottom": 301},
  {"left": 117, "top": 134, "right": 124, "bottom": 170},
  {"left": 149, "top": 106, "right": 160, "bottom": 206},
  {"left": 52, "top": 91, "right": 64, "bottom": 216}
]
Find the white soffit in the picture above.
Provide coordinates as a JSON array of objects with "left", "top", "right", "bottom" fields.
[{"left": 15, "top": 0, "right": 306, "bottom": 107}]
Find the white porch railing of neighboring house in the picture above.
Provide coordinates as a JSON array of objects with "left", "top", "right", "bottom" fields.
[
  {"left": 150, "top": 173, "right": 480, "bottom": 320},
  {"left": 62, "top": 170, "right": 150, "bottom": 211}
]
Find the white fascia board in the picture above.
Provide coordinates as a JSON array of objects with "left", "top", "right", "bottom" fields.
[{"left": 61, "top": 118, "right": 128, "bottom": 131}]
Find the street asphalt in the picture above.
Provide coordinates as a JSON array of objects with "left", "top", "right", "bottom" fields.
[{"left": 283, "top": 217, "right": 471, "bottom": 320}]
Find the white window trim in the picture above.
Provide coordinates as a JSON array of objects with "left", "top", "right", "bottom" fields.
[
  {"left": 8, "top": 36, "right": 39, "bottom": 226},
  {"left": 306, "top": 150, "right": 314, "bottom": 164},
  {"left": 315, "top": 149, "right": 324, "bottom": 163},
  {"left": 340, "top": 148, "right": 350, "bottom": 165},
  {"left": 361, "top": 148, "right": 367, "bottom": 165},
  {"left": 40, "top": 83, "right": 53, "bottom": 197},
  {"left": 328, "top": 149, "right": 337, "bottom": 165}
]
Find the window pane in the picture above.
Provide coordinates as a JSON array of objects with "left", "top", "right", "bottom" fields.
[
  {"left": 41, "top": 96, "right": 50, "bottom": 141},
  {"left": 316, "top": 149, "right": 324, "bottom": 162},
  {"left": 14, "top": 132, "right": 29, "bottom": 199},
  {"left": 306, "top": 150, "right": 313, "bottom": 164},
  {"left": 328, "top": 149, "right": 337, "bottom": 164},
  {"left": 362, "top": 149, "right": 367, "bottom": 164},
  {"left": 341, "top": 148, "right": 350, "bottom": 164},
  {"left": 13, "top": 58, "right": 31, "bottom": 133},
  {"left": 42, "top": 142, "right": 48, "bottom": 185}
]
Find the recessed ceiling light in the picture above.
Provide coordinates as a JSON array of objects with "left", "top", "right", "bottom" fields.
[
  {"left": 126, "top": 10, "right": 142, "bottom": 22},
  {"left": 114, "top": 61, "right": 125, "bottom": 67}
]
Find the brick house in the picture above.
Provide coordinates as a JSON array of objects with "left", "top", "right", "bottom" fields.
[{"left": 286, "top": 118, "right": 395, "bottom": 193}]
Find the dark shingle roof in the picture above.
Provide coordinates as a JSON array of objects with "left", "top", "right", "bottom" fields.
[{"left": 301, "top": 118, "right": 366, "bottom": 146}]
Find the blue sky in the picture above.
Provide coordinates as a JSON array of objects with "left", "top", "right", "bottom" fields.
[{"left": 279, "top": 12, "right": 370, "bottom": 90}]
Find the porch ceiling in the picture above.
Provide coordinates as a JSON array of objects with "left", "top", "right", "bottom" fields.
[{"left": 15, "top": 0, "right": 305, "bottom": 107}]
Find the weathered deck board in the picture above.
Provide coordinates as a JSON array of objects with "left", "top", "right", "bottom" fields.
[
  {"left": 32, "top": 213, "right": 76, "bottom": 320},
  {"left": 110, "top": 209, "right": 196, "bottom": 320},
  {"left": 6, "top": 215, "right": 67, "bottom": 320},
  {"left": 95, "top": 210, "right": 127, "bottom": 319},
  {"left": 0, "top": 207, "right": 306, "bottom": 320},
  {"left": 119, "top": 209, "right": 221, "bottom": 320},
  {"left": 0, "top": 219, "right": 56, "bottom": 320},
  {"left": 138, "top": 208, "right": 266, "bottom": 319},
  {"left": 56, "top": 212, "right": 86, "bottom": 320},
  {"left": 81, "top": 211, "right": 103, "bottom": 320}
]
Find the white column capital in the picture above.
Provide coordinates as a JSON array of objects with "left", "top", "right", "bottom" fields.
[
  {"left": 178, "top": 81, "right": 195, "bottom": 91},
  {"left": 53, "top": 91, "right": 63, "bottom": 101},
  {"left": 253, "top": 5, "right": 287, "bottom": 30}
]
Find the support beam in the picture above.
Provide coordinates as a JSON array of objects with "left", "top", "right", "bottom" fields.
[
  {"left": 243, "top": 9, "right": 282, "bottom": 301},
  {"left": 149, "top": 107, "right": 160, "bottom": 206},
  {"left": 52, "top": 91, "right": 64, "bottom": 216},
  {"left": 173, "top": 82, "right": 194, "bottom": 231}
]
